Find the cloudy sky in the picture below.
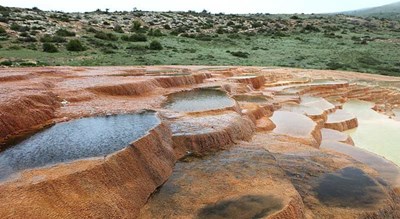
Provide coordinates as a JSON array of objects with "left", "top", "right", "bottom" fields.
[{"left": 0, "top": 0, "right": 397, "bottom": 14}]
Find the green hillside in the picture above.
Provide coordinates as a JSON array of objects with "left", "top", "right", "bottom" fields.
[
  {"left": 346, "top": 2, "right": 400, "bottom": 20},
  {"left": 0, "top": 5, "right": 400, "bottom": 76}
]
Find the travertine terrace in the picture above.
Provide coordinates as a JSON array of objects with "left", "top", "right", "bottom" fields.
[{"left": 0, "top": 66, "right": 399, "bottom": 219}]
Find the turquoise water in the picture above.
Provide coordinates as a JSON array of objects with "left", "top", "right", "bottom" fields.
[
  {"left": 343, "top": 100, "right": 400, "bottom": 166},
  {"left": 0, "top": 113, "right": 160, "bottom": 180}
]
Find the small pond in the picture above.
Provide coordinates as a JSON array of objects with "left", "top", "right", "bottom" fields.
[
  {"left": 163, "top": 88, "right": 235, "bottom": 112},
  {"left": 0, "top": 112, "right": 160, "bottom": 180},
  {"left": 343, "top": 100, "right": 400, "bottom": 166}
]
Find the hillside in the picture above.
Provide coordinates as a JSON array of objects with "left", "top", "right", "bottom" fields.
[
  {"left": 346, "top": 1, "right": 400, "bottom": 20},
  {"left": 0, "top": 5, "right": 400, "bottom": 76}
]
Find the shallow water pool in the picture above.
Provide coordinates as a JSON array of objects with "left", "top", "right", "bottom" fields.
[
  {"left": 163, "top": 88, "right": 235, "bottom": 112},
  {"left": 343, "top": 100, "right": 400, "bottom": 166},
  {"left": 0, "top": 112, "right": 160, "bottom": 180}
]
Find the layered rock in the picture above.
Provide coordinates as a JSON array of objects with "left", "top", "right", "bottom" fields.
[
  {"left": 88, "top": 79, "right": 160, "bottom": 96},
  {"left": 139, "top": 147, "right": 305, "bottom": 219},
  {"left": 170, "top": 112, "right": 255, "bottom": 159},
  {"left": 0, "top": 122, "right": 176, "bottom": 218},
  {"left": 0, "top": 92, "right": 60, "bottom": 147},
  {"left": 155, "top": 73, "right": 211, "bottom": 88},
  {"left": 325, "top": 110, "right": 358, "bottom": 131},
  {"left": 231, "top": 75, "right": 266, "bottom": 89}
]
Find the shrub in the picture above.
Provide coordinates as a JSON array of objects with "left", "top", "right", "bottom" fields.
[
  {"left": 229, "top": 51, "right": 249, "bottom": 58},
  {"left": 326, "top": 61, "right": 345, "bottom": 70},
  {"left": 149, "top": 40, "right": 163, "bottom": 50},
  {"left": 19, "top": 32, "right": 29, "bottom": 37},
  {"left": 66, "top": 39, "right": 85, "bottom": 51},
  {"left": 40, "top": 34, "right": 66, "bottom": 43},
  {"left": 87, "top": 27, "right": 98, "bottom": 33},
  {"left": 94, "top": 31, "right": 118, "bottom": 41},
  {"left": 131, "top": 20, "right": 142, "bottom": 32},
  {"left": 195, "top": 33, "right": 214, "bottom": 41},
  {"left": 0, "top": 27, "right": 7, "bottom": 36},
  {"left": 113, "top": 25, "right": 124, "bottom": 33},
  {"left": 43, "top": 43, "right": 58, "bottom": 53},
  {"left": 126, "top": 44, "right": 148, "bottom": 51},
  {"left": 0, "top": 60, "right": 12, "bottom": 66},
  {"left": 303, "top": 24, "right": 320, "bottom": 33},
  {"left": 163, "top": 24, "right": 171, "bottom": 30},
  {"left": 18, "top": 36, "right": 37, "bottom": 42},
  {"left": 121, "top": 33, "right": 147, "bottom": 42},
  {"left": 55, "top": 29, "right": 76, "bottom": 37},
  {"left": 10, "top": 23, "right": 30, "bottom": 32},
  {"left": 148, "top": 29, "right": 163, "bottom": 37},
  {"left": 227, "top": 21, "right": 235, "bottom": 26}
]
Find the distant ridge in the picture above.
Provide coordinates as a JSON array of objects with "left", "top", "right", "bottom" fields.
[{"left": 344, "top": 1, "right": 400, "bottom": 20}]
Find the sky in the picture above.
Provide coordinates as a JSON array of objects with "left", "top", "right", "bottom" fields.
[{"left": 0, "top": 0, "right": 398, "bottom": 14}]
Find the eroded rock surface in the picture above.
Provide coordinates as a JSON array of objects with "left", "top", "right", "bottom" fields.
[{"left": 0, "top": 66, "right": 399, "bottom": 219}]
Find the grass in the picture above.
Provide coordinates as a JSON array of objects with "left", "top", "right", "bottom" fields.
[
  {"left": 0, "top": 11, "right": 399, "bottom": 76},
  {"left": 1, "top": 32, "right": 399, "bottom": 75}
]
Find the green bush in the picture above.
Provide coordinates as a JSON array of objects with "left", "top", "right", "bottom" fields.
[
  {"left": 94, "top": 31, "right": 118, "bottom": 41},
  {"left": 55, "top": 29, "right": 76, "bottom": 37},
  {"left": 0, "top": 27, "right": 7, "bottom": 36},
  {"left": 126, "top": 44, "right": 148, "bottom": 51},
  {"left": 149, "top": 40, "right": 163, "bottom": 50},
  {"left": 40, "top": 34, "right": 66, "bottom": 43},
  {"left": 148, "top": 29, "right": 163, "bottom": 37},
  {"left": 113, "top": 25, "right": 124, "bottom": 33},
  {"left": 0, "top": 60, "right": 13, "bottom": 66},
  {"left": 131, "top": 20, "right": 142, "bottom": 32},
  {"left": 18, "top": 36, "right": 37, "bottom": 42},
  {"left": 121, "top": 33, "right": 147, "bottom": 42},
  {"left": 43, "top": 43, "right": 58, "bottom": 53},
  {"left": 10, "top": 23, "right": 30, "bottom": 32},
  {"left": 229, "top": 51, "right": 249, "bottom": 58},
  {"left": 66, "top": 39, "right": 85, "bottom": 51}
]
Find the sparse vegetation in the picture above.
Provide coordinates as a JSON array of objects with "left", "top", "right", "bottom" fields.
[{"left": 0, "top": 5, "right": 399, "bottom": 76}]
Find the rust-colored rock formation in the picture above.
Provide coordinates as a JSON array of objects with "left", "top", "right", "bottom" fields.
[
  {"left": 231, "top": 75, "right": 266, "bottom": 89},
  {"left": 171, "top": 112, "right": 255, "bottom": 158},
  {"left": 0, "top": 92, "right": 60, "bottom": 147},
  {"left": 0, "top": 122, "right": 175, "bottom": 218},
  {"left": 324, "top": 109, "right": 358, "bottom": 131},
  {"left": 0, "top": 66, "right": 399, "bottom": 219}
]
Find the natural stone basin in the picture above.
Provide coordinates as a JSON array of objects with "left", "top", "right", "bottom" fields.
[
  {"left": 197, "top": 195, "right": 283, "bottom": 219},
  {"left": 343, "top": 100, "right": 400, "bottom": 166},
  {"left": 321, "top": 141, "right": 400, "bottom": 186},
  {"left": 281, "top": 103, "right": 325, "bottom": 120},
  {"left": 301, "top": 96, "right": 335, "bottom": 113},
  {"left": 163, "top": 88, "right": 235, "bottom": 112},
  {"left": 271, "top": 111, "right": 316, "bottom": 138},
  {"left": 233, "top": 95, "right": 269, "bottom": 103},
  {"left": 314, "top": 167, "right": 385, "bottom": 208},
  {"left": 0, "top": 112, "right": 160, "bottom": 180}
]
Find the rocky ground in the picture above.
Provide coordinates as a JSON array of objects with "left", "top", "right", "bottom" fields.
[{"left": 0, "top": 66, "right": 399, "bottom": 218}]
